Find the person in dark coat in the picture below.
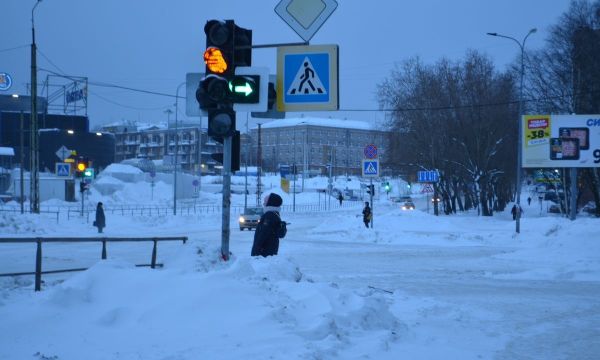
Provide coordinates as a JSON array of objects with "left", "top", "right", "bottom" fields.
[
  {"left": 251, "top": 193, "right": 286, "bottom": 257},
  {"left": 94, "top": 202, "right": 106, "bottom": 233},
  {"left": 511, "top": 204, "right": 523, "bottom": 221},
  {"left": 362, "top": 201, "right": 372, "bottom": 228},
  {"left": 338, "top": 192, "right": 343, "bottom": 206}
]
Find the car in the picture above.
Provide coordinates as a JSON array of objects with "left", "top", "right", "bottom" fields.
[
  {"left": 239, "top": 207, "right": 263, "bottom": 231},
  {"left": 401, "top": 201, "right": 415, "bottom": 210}
]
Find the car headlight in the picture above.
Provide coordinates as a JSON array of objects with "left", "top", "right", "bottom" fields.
[{"left": 239, "top": 217, "right": 245, "bottom": 223}]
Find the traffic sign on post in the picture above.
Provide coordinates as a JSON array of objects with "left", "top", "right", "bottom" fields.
[
  {"left": 362, "top": 159, "right": 379, "bottom": 177},
  {"left": 274, "top": 0, "right": 338, "bottom": 42},
  {"left": 417, "top": 170, "right": 439, "bottom": 183},
  {"left": 364, "top": 144, "right": 378, "bottom": 159},
  {"left": 277, "top": 44, "right": 339, "bottom": 111}
]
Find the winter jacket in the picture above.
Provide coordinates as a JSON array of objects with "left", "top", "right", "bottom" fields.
[
  {"left": 362, "top": 206, "right": 372, "bottom": 223},
  {"left": 251, "top": 211, "right": 285, "bottom": 257},
  {"left": 95, "top": 205, "right": 106, "bottom": 228}
]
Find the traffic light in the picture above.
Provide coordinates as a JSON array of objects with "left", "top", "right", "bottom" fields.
[
  {"left": 210, "top": 130, "right": 240, "bottom": 172},
  {"left": 384, "top": 182, "right": 391, "bottom": 192},
  {"left": 407, "top": 181, "right": 412, "bottom": 189},
  {"left": 75, "top": 157, "right": 89, "bottom": 177},
  {"left": 366, "top": 184, "right": 375, "bottom": 196}
]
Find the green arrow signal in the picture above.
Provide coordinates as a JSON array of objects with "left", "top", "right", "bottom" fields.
[{"left": 230, "top": 82, "right": 254, "bottom": 96}]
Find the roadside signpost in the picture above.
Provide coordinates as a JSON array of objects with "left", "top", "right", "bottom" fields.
[
  {"left": 277, "top": 44, "right": 339, "bottom": 111},
  {"left": 275, "top": 0, "right": 338, "bottom": 42}
]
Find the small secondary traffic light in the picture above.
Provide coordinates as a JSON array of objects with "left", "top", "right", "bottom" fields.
[
  {"left": 384, "top": 182, "right": 391, "bottom": 192},
  {"left": 366, "top": 184, "right": 375, "bottom": 196}
]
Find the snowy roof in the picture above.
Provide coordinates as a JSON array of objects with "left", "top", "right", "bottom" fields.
[
  {"left": 0, "top": 147, "right": 14, "bottom": 156},
  {"left": 255, "top": 117, "right": 374, "bottom": 131}
]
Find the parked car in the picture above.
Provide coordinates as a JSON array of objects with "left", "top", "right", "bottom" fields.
[
  {"left": 548, "top": 204, "right": 561, "bottom": 214},
  {"left": 401, "top": 201, "right": 415, "bottom": 210},
  {"left": 239, "top": 207, "right": 263, "bottom": 231}
]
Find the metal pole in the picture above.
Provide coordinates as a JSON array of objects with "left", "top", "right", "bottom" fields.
[
  {"left": 569, "top": 168, "right": 577, "bottom": 220},
  {"left": 256, "top": 123, "right": 262, "bottom": 207},
  {"left": 369, "top": 178, "right": 374, "bottom": 228},
  {"left": 302, "top": 126, "right": 306, "bottom": 192},
  {"left": 174, "top": 82, "right": 185, "bottom": 215},
  {"left": 487, "top": 29, "right": 536, "bottom": 234},
  {"left": 221, "top": 135, "right": 232, "bottom": 261},
  {"left": 30, "top": 1, "right": 42, "bottom": 214},
  {"left": 244, "top": 113, "right": 248, "bottom": 211},
  {"left": 293, "top": 127, "right": 296, "bottom": 212},
  {"left": 20, "top": 111, "right": 24, "bottom": 214}
]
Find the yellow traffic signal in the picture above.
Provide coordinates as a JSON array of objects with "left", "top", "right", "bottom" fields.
[
  {"left": 77, "top": 162, "right": 86, "bottom": 172},
  {"left": 204, "top": 47, "right": 228, "bottom": 74}
]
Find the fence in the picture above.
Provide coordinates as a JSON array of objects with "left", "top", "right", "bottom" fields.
[
  {"left": 3, "top": 199, "right": 364, "bottom": 223},
  {"left": 0, "top": 236, "right": 187, "bottom": 291},
  {"left": 0, "top": 208, "right": 60, "bottom": 223}
]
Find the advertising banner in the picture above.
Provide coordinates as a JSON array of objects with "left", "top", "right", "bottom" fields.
[{"left": 522, "top": 115, "right": 600, "bottom": 168}]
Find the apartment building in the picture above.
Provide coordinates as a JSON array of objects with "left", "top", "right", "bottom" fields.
[{"left": 249, "top": 117, "right": 389, "bottom": 176}]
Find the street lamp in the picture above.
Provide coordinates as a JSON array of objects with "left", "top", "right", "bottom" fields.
[
  {"left": 30, "top": 0, "right": 43, "bottom": 214},
  {"left": 173, "top": 82, "right": 185, "bottom": 215},
  {"left": 487, "top": 28, "right": 537, "bottom": 234}
]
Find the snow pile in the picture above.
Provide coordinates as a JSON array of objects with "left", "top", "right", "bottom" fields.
[{"left": 98, "top": 163, "right": 144, "bottom": 183}]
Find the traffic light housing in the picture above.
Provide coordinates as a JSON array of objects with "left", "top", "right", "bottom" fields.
[
  {"left": 384, "top": 182, "right": 391, "bottom": 192},
  {"left": 366, "top": 184, "right": 375, "bottom": 196},
  {"left": 197, "top": 20, "right": 254, "bottom": 110},
  {"left": 75, "top": 157, "right": 89, "bottom": 177},
  {"left": 208, "top": 108, "right": 236, "bottom": 138}
]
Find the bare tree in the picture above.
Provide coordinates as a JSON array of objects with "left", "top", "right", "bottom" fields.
[{"left": 378, "top": 51, "right": 518, "bottom": 215}]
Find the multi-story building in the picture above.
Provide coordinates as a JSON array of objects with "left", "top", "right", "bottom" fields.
[
  {"left": 249, "top": 117, "right": 389, "bottom": 176},
  {"left": 100, "top": 123, "right": 222, "bottom": 174}
]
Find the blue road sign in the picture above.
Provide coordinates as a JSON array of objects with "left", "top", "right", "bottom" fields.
[
  {"left": 277, "top": 44, "right": 339, "bottom": 111},
  {"left": 55, "top": 163, "right": 71, "bottom": 177},
  {"left": 0, "top": 73, "right": 12, "bottom": 91},
  {"left": 362, "top": 159, "right": 379, "bottom": 177},
  {"left": 418, "top": 170, "right": 439, "bottom": 183}
]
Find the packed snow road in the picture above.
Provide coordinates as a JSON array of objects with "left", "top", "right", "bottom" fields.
[{"left": 1, "top": 201, "right": 599, "bottom": 359}]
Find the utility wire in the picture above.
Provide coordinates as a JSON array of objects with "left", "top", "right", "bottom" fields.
[{"left": 0, "top": 44, "right": 29, "bottom": 53}]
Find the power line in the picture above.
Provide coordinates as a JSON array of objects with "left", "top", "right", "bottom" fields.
[{"left": 0, "top": 44, "right": 29, "bottom": 53}]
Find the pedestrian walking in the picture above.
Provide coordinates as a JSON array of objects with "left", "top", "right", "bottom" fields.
[
  {"left": 511, "top": 204, "right": 523, "bottom": 221},
  {"left": 94, "top": 202, "right": 105, "bottom": 233},
  {"left": 338, "top": 192, "right": 343, "bottom": 206},
  {"left": 251, "top": 193, "right": 287, "bottom": 257},
  {"left": 527, "top": 197, "right": 532, "bottom": 206},
  {"left": 362, "top": 201, "right": 372, "bottom": 228}
]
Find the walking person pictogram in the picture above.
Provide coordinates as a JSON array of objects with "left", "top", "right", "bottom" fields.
[{"left": 288, "top": 57, "right": 327, "bottom": 96}]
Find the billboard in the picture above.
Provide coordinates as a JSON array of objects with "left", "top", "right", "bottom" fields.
[{"left": 522, "top": 115, "right": 600, "bottom": 168}]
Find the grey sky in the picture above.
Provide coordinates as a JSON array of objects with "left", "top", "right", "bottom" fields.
[{"left": 1, "top": 0, "right": 571, "bottom": 129}]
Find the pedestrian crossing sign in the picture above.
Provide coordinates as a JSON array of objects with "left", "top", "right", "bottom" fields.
[
  {"left": 362, "top": 159, "right": 379, "bottom": 177},
  {"left": 55, "top": 162, "right": 71, "bottom": 177},
  {"left": 277, "top": 44, "right": 339, "bottom": 111}
]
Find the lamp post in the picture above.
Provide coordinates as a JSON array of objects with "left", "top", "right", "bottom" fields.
[
  {"left": 173, "top": 82, "right": 185, "bottom": 215},
  {"left": 487, "top": 28, "right": 537, "bottom": 234},
  {"left": 292, "top": 121, "right": 307, "bottom": 212},
  {"left": 30, "top": 0, "right": 43, "bottom": 214}
]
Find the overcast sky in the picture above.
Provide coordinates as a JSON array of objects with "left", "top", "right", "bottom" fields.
[{"left": 1, "top": 0, "right": 572, "bottom": 130}]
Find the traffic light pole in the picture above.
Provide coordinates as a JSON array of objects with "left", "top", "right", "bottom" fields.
[
  {"left": 221, "top": 135, "right": 232, "bottom": 261},
  {"left": 80, "top": 180, "right": 85, "bottom": 217},
  {"left": 369, "top": 179, "right": 374, "bottom": 228}
]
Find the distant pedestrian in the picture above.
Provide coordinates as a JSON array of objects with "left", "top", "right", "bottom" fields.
[
  {"left": 94, "top": 202, "right": 105, "bottom": 233},
  {"left": 362, "top": 202, "right": 372, "bottom": 228},
  {"left": 338, "top": 192, "right": 343, "bottom": 206},
  {"left": 511, "top": 204, "right": 523, "bottom": 221},
  {"left": 527, "top": 197, "right": 532, "bottom": 206},
  {"left": 251, "top": 193, "right": 287, "bottom": 257}
]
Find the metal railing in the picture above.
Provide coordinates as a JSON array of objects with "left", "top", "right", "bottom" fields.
[
  {"left": 0, "top": 236, "right": 187, "bottom": 291},
  {"left": 0, "top": 208, "right": 60, "bottom": 223}
]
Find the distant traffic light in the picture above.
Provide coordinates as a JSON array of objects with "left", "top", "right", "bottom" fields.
[
  {"left": 75, "top": 157, "right": 89, "bottom": 177},
  {"left": 407, "top": 181, "right": 412, "bottom": 189},
  {"left": 384, "top": 182, "right": 391, "bottom": 192},
  {"left": 366, "top": 184, "right": 375, "bottom": 196}
]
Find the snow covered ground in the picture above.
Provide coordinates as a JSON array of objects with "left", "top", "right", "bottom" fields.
[{"left": 1, "top": 169, "right": 599, "bottom": 359}]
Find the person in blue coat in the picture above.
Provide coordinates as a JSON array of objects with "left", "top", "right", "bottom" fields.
[{"left": 251, "top": 193, "right": 287, "bottom": 257}]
